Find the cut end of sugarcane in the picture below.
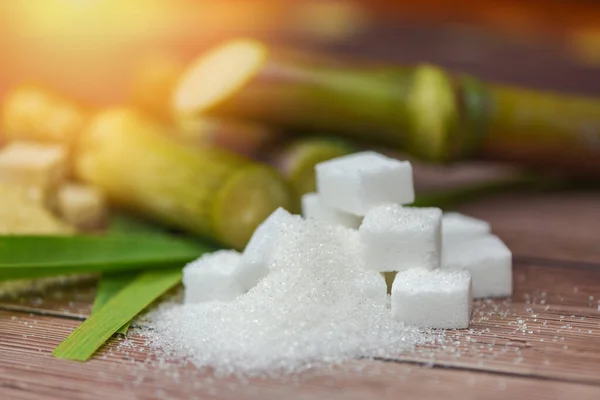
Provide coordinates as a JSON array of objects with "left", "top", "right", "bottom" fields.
[
  {"left": 211, "top": 165, "right": 292, "bottom": 250},
  {"left": 173, "top": 39, "right": 268, "bottom": 116}
]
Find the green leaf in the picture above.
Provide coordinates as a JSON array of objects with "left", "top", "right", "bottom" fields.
[
  {"left": 0, "top": 235, "right": 214, "bottom": 281},
  {"left": 53, "top": 268, "right": 182, "bottom": 361},
  {"left": 91, "top": 271, "right": 139, "bottom": 334}
]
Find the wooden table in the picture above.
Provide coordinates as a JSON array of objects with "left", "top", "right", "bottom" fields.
[{"left": 1, "top": 184, "right": 600, "bottom": 399}]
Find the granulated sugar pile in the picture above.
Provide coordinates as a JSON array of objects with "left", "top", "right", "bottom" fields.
[
  {"left": 142, "top": 151, "right": 512, "bottom": 377},
  {"left": 143, "top": 219, "right": 443, "bottom": 377}
]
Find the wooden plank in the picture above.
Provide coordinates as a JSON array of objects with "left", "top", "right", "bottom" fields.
[
  {"left": 0, "top": 280, "right": 95, "bottom": 319},
  {"left": 1, "top": 312, "right": 599, "bottom": 400},
  {"left": 385, "top": 260, "right": 600, "bottom": 384},
  {"left": 1, "top": 259, "right": 600, "bottom": 387}
]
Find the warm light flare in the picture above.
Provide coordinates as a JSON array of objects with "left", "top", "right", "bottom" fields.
[{"left": 6, "top": 0, "right": 170, "bottom": 39}]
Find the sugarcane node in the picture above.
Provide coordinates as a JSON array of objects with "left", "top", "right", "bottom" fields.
[
  {"left": 405, "top": 65, "right": 459, "bottom": 162},
  {"left": 454, "top": 75, "right": 493, "bottom": 158}
]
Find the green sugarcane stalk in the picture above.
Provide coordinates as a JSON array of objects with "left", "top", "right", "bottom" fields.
[
  {"left": 482, "top": 85, "right": 600, "bottom": 175},
  {"left": 174, "top": 38, "right": 600, "bottom": 175},
  {"left": 1, "top": 87, "right": 293, "bottom": 250},
  {"left": 74, "top": 108, "right": 292, "bottom": 250}
]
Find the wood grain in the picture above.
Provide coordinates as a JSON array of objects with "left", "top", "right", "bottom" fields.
[
  {"left": 0, "top": 191, "right": 599, "bottom": 399},
  {"left": 1, "top": 312, "right": 600, "bottom": 400},
  {"left": 0, "top": 280, "right": 95, "bottom": 319}
]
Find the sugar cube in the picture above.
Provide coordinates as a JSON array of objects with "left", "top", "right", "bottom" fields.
[
  {"left": 183, "top": 250, "right": 244, "bottom": 304},
  {"left": 392, "top": 268, "right": 472, "bottom": 329},
  {"left": 315, "top": 151, "right": 414, "bottom": 216},
  {"left": 360, "top": 204, "right": 442, "bottom": 272},
  {"left": 56, "top": 183, "right": 107, "bottom": 229},
  {"left": 442, "top": 235, "right": 512, "bottom": 298},
  {"left": 443, "top": 212, "right": 490, "bottom": 245},
  {"left": 354, "top": 271, "right": 388, "bottom": 306},
  {"left": 234, "top": 207, "right": 303, "bottom": 291},
  {"left": 0, "top": 141, "right": 67, "bottom": 190},
  {"left": 301, "top": 192, "right": 361, "bottom": 229}
]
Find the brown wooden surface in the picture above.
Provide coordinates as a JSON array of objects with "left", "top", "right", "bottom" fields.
[{"left": 1, "top": 188, "right": 600, "bottom": 399}]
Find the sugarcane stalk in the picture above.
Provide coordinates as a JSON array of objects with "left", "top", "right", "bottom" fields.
[
  {"left": 1, "top": 87, "right": 292, "bottom": 248},
  {"left": 482, "top": 85, "right": 600, "bottom": 175},
  {"left": 173, "top": 39, "right": 481, "bottom": 162},
  {"left": 167, "top": 123, "right": 356, "bottom": 210},
  {"left": 174, "top": 116, "right": 279, "bottom": 158},
  {"left": 173, "top": 38, "right": 600, "bottom": 174},
  {"left": 74, "top": 109, "right": 292, "bottom": 249},
  {"left": 166, "top": 119, "right": 358, "bottom": 209}
]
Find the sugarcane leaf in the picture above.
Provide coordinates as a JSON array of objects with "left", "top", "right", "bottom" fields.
[
  {"left": 53, "top": 268, "right": 182, "bottom": 361},
  {"left": 0, "top": 235, "right": 214, "bottom": 281},
  {"left": 92, "top": 271, "right": 139, "bottom": 334}
]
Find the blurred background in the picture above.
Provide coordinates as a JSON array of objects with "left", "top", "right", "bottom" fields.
[{"left": 1, "top": 0, "right": 599, "bottom": 105}]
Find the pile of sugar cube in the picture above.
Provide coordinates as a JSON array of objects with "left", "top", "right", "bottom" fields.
[{"left": 183, "top": 151, "right": 512, "bottom": 330}]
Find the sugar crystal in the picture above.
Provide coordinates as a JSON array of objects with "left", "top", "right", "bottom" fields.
[{"left": 144, "top": 218, "right": 442, "bottom": 377}]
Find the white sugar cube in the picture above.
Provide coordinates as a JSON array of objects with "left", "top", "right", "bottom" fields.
[
  {"left": 360, "top": 204, "right": 442, "bottom": 272},
  {"left": 183, "top": 250, "right": 244, "bottom": 304},
  {"left": 443, "top": 212, "right": 490, "bottom": 245},
  {"left": 442, "top": 235, "right": 512, "bottom": 298},
  {"left": 234, "top": 207, "right": 303, "bottom": 291},
  {"left": 315, "top": 151, "right": 414, "bottom": 216},
  {"left": 354, "top": 271, "right": 388, "bottom": 306},
  {"left": 392, "top": 268, "right": 472, "bottom": 329},
  {"left": 301, "top": 192, "right": 361, "bottom": 229}
]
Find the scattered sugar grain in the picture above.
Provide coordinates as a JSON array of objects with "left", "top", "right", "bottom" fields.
[{"left": 144, "top": 218, "right": 442, "bottom": 377}]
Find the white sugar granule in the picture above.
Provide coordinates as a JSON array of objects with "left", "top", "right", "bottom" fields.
[{"left": 143, "top": 219, "right": 444, "bottom": 377}]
